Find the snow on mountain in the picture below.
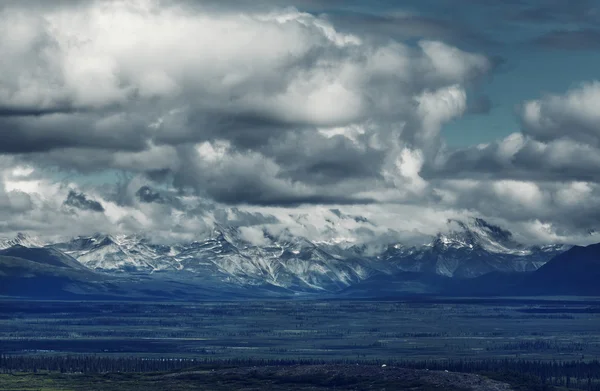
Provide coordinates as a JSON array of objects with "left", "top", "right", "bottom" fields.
[
  {"left": 39, "top": 224, "right": 377, "bottom": 292},
  {"left": 375, "top": 218, "right": 564, "bottom": 278},
  {"left": 176, "top": 228, "right": 373, "bottom": 291},
  {"left": 0, "top": 218, "right": 571, "bottom": 293},
  {"left": 0, "top": 233, "right": 45, "bottom": 250},
  {"left": 50, "top": 234, "right": 178, "bottom": 273}
]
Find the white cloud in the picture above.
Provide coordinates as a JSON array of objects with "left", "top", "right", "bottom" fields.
[
  {"left": 521, "top": 81, "right": 600, "bottom": 146},
  {"left": 13, "top": 0, "right": 600, "bottom": 247},
  {"left": 419, "top": 41, "right": 491, "bottom": 84},
  {"left": 491, "top": 180, "right": 544, "bottom": 207},
  {"left": 239, "top": 226, "right": 270, "bottom": 246}
]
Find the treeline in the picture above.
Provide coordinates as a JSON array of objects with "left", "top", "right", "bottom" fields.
[
  {"left": 0, "top": 355, "right": 200, "bottom": 373},
  {"left": 2, "top": 355, "right": 600, "bottom": 390}
]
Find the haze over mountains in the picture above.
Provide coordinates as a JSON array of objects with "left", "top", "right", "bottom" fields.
[{"left": 2, "top": 217, "right": 594, "bottom": 299}]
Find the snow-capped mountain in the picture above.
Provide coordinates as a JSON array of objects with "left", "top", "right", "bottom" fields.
[
  {"left": 2, "top": 218, "right": 570, "bottom": 293},
  {"left": 164, "top": 228, "right": 372, "bottom": 291},
  {"left": 367, "top": 218, "right": 566, "bottom": 278},
  {"left": 50, "top": 234, "right": 178, "bottom": 272},
  {"left": 0, "top": 233, "right": 45, "bottom": 250},
  {"left": 47, "top": 228, "right": 371, "bottom": 291}
]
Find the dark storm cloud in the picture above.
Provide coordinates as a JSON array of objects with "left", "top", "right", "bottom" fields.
[
  {"left": 0, "top": 106, "right": 80, "bottom": 117},
  {"left": 532, "top": 29, "right": 600, "bottom": 50},
  {"left": 166, "top": 143, "right": 380, "bottom": 207},
  {"left": 422, "top": 136, "right": 600, "bottom": 183},
  {"left": 263, "top": 131, "right": 386, "bottom": 185},
  {"left": 196, "top": 171, "right": 378, "bottom": 206},
  {"left": 223, "top": 194, "right": 377, "bottom": 207},
  {"left": 181, "top": 171, "right": 377, "bottom": 207},
  {"left": 0, "top": 114, "right": 150, "bottom": 154},
  {"left": 153, "top": 111, "right": 296, "bottom": 150},
  {"left": 63, "top": 190, "right": 105, "bottom": 212}
]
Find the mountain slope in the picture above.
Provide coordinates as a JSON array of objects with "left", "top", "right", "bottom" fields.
[
  {"left": 0, "top": 245, "right": 277, "bottom": 300},
  {"left": 372, "top": 219, "right": 563, "bottom": 278},
  {"left": 0, "top": 245, "right": 89, "bottom": 271},
  {"left": 0, "top": 247, "right": 102, "bottom": 298},
  {"left": 519, "top": 243, "right": 600, "bottom": 295},
  {"left": 51, "top": 234, "right": 178, "bottom": 272},
  {"left": 176, "top": 230, "right": 373, "bottom": 292},
  {"left": 0, "top": 218, "right": 572, "bottom": 296},
  {"left": 339, "top": 271, "right": 450, "bottom": 297},
  {"left": 0, "top": 233, "right": 45, "bottom": 250},
  {"left": 47, "top": 228, "right": 375, "bottom": 292}
]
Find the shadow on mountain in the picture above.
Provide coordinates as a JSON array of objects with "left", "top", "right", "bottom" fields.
[
  {"left": 0, "top": 245, "right": 291, "bottom": 300},
  {"left": 516, "top": 243, "right": 600, "bottom": 296},
  {"left": 0, "top": 249, "right": 102, "bottom": 298}
]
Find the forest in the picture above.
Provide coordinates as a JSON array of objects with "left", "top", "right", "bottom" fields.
[{"left": 2, "top": 355, "right": 600, "bottom": 390}]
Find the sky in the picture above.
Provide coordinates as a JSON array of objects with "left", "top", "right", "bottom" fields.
[{"left": 1, "top": 0, "right": 600, "bottom": 247}]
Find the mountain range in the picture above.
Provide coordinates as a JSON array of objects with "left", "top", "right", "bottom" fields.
[{"left": 2, "top": 218, "right": 596, "bottom": 299}]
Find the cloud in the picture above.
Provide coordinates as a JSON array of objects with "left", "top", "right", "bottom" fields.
[
  {"left": 414, "top": 80, "right": 600, "bottom": 239},
  {"left": 423, "top": 134, "right": 600, "bottom": 183},
  {"left": 172, "top": 142, "right": 379, "bottom": 206},
  {"left": 9, "top": 0, "right": 600, "bottom": 247},
  {"left": 0, "top": 0, "right": 491, "bottom": 209},
  {"left": 239, "top": 226, "right": 271, "bottom": 246},
  {"left": 425, "top": 81, "right": 600, "bottom": 182},
  {"left": 135, "top": 186, "right": 165, "bottom": 204},
  {"left": 435, "top": 178, "right": 600, "bottom": 241},
  {"left": 521, "top": 82, "right": 600, "bottom": 146},
  {"left": 63, "top": 190, "right": 105, "bottom": 212}
]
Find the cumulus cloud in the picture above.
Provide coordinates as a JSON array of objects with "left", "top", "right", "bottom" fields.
[
  {"left": 426, "top": 82, "right": 600, "bottom": 183},
  {"left": 3, "top": 0, "right": 599, "bottom": 247},
  {"left": 0, "top": 0, "right": 491, "bottom": 204},
  {"left": 419, "top": 81, "right": 600, "bottom": 239},
  {"left": 521, "top": 82, "right": 600, "bottom": 146},
  {"left": 0, "top": 1, "right": 487, "bottom": 148}
]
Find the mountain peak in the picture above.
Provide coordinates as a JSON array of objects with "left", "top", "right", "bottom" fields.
[
  {"left": 472, "top": 218, "right": 513, "bottom": 242},
  {"left": 437, "top": 218, "right": 525, "bottom": 255},
  {"left": 0, "top": 232, "right": 45, "bottom": 250}
]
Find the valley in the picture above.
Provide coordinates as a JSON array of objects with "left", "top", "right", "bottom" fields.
[
  {"left": 3, "top": 299, "right": 600, "bottom": 361},
  {"left": 3, "top": 218, "right": 600, "bottom": 389},
  {"left": 3, "top": 298, "right": 600, "bottom": 390}
]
